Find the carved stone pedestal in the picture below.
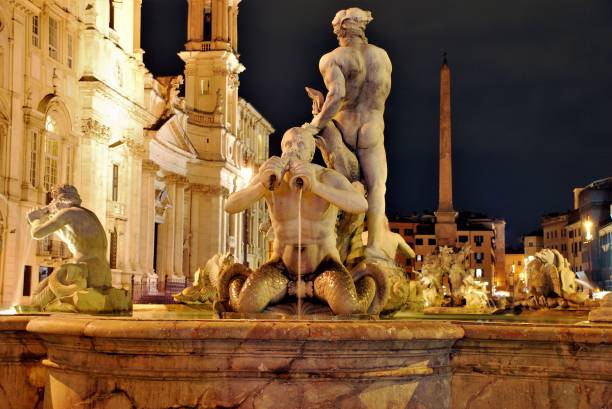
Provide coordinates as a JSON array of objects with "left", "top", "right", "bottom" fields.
[{"left": 27, "top": 317, "right": 462, "bottom": 409}]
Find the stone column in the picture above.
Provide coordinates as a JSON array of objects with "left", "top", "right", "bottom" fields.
[
  {"left": 173, "top": 176, "right": 188, "bottom": 277},
  {"left": 189, "top": 184, "right": 226, "bottom": 267},
  {"left": 133, "top": 0, "right": 143, "bottom": 58},
  {"left": 123, "top": 141, "right": 146, "bottom": 283},
  {"left": 164, "top": 176, "right": 177, "bottom": 278},
  {"left": 187, "top": 0, "right": 204, "bottom": 44},
  {"left": 221, "top": 0, "right": 229, "bottom": 42},
  {"left": 434, "top": 54, "right": 458, "bottom": 246},
  {"left": 212, "top": 0, "right": 221, "bottom": 42},
  {"left": 230, "top": 6, "right": 238, "bottom": 51},
  {"left": 438, "top": 54, "right": 453, "bottom": 212},
  {"left": 140, "top": 160, "right": 159, "bottom": 276},
  {"left": 79, "top": 119, "right": 111, "bottom": 225}
]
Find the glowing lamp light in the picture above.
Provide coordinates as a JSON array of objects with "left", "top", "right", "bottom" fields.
[{"left": 584, "top": 219, "right": 593, "bottom": 242}]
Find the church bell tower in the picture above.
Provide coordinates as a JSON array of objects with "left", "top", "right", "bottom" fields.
[
  {"left": 179, "top": 0, "right": 243, "bottom": 160},
  {"left": 177, "top": 0, "right": 246, "bottom": 266}
]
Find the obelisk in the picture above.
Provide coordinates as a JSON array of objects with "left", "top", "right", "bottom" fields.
[{"left": 434, "top": 53, "right": 458, "bottom": 246}]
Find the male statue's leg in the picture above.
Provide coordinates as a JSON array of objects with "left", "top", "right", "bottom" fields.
[{"left": 357, "top": 123, "right": 388, "bottom": 259}]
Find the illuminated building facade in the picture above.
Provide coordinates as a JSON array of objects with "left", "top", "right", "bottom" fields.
[{"left": 0, "top": 0, "right": 272, "bottom": 305}]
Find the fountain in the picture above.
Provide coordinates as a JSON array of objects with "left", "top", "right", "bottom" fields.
[{"left": 0, "top": 7, "right": 610, "bottom": 409}]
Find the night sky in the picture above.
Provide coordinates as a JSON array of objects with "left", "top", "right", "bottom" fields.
[{"left": 142, "top": 0, "right": 612, "bottom": 246}]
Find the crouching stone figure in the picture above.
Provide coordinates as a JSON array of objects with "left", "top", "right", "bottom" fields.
[{"left": 26, "top": 184, "right": 130, "bottom": 313}]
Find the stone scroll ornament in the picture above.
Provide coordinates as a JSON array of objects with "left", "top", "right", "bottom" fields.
[{"left": 26, "top": 184, "right": 131, "bottom": 313}]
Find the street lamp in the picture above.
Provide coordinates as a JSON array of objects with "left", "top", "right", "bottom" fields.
[{"left": 583, "top": 217, "right": 594, "bottom": 278}]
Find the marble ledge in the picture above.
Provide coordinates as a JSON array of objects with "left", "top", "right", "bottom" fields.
[
  {"left": 26, "top": 316, "right": 465, "bottom": 342},
  {"left": 457, "top": 321, "right": 612, "bottom": 344}
]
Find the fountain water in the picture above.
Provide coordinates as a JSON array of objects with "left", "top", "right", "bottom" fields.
[{"left": 297, "top": 187, "right": 303, "bottom": 319}]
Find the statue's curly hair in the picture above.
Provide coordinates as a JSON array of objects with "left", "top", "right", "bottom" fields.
[
  {"left": 332, "top": 8, "right": 373, "bottom": 41},
  {"left": 50, "top": 184, "right": 82, "bottom": 206}
]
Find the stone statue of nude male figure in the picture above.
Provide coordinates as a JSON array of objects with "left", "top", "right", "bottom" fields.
[
  {"left": 221, "top": 126, "right": 388, "bottom": 315},
  {"left": 307, "top": 7, "right": 392, "bottom": 260}
]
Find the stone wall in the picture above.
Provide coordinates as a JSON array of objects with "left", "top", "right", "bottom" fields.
[{"left": 1, "top": 315, "right": 610, "bottom": 408}]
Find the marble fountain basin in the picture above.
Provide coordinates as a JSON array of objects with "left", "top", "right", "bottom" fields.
[{"left": 0, "top": 306, "right": 610, "bottom": 409}]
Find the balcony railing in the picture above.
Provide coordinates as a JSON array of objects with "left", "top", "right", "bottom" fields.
[{"left": 107, "top": 200, "right": 127, "bottom": 219}]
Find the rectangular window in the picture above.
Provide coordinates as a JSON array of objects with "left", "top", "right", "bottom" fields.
[
  {"left": 475, "top": 268, "right": 483, "bottom": 278},
  {"left": 23, "top": 266, "right": 32, "bottom": 296},
  {"left": 32, "top": 16, "right": 40, "bottom": 48},
  {"left": 415, "top": 238, "right": 423, "bottom": 245},
  {"left": 404, "top": 228, "right": 413, "bottom": 236},
  {"left": 475, "top": 252, "right": 484, "bottom": 263},
  {"left": 48, "top": 17, "right": 59, "bottom": 60},
  {"left": 458, "top": 235, "right": 468, "bottom": 243},
  {"left": 44, "top": 139, "right": 59, "bottom": 191},
  {"left": 112, "top": 164, "right": 119, "bottom": 201},
  {"left": 474, "top": 235, "right": 484, "bottom": 246},
  {"left": 428, "top": 238, "right": 436, "bottom": 245},
  {"left": 67, "top": 33, "right": 73, "bottom": 68},
  {"left": 391, "top": 228, "right": 399, "bottom": 233},
  {"left": 29, "top": 130, "right": 38, "bottom": 187}
]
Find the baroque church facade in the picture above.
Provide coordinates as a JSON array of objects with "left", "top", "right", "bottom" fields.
[{"left": 0, "top": 0, "right": 272, "bottom": 305}]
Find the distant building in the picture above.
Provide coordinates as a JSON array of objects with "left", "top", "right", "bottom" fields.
[
  {"left": 534, "top": 177, "right": 612, "bottom": 289},
  {"left": 599, "top": 220, "right": 612, "bottom": 290},
  {"left": 565, "top": 210, "right": 583, "bottom": 272},
  {"left": 522, "top": 230, "right": 543, "bottom": 257},
  {"left": 504, "top": 247, "right": 526, "bottom": 298},
  {"left": 542, "top": 212, "right": 569, "bottom": 258},
  {"left": 0, "top": 0, "right": 273, "bottom": 305}
]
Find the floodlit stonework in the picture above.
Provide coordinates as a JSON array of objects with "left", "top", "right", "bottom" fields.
[{"left": 0, "top": 0, "right": 272, "bottom": 306}]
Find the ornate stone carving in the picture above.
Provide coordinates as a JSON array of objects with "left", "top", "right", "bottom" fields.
[
  {"left": 81, "top": 118, "right": 111, "bottom": 143},
  {"left": 165, "top": 174, "right": 189, "bottom": 185},
  {"left": 126, "top": 139, "right": 146, "bottom": 157},
  {"left": 190, "top": 183, "right": 228, "bottom": 195},
  {"left": 142, "top": 159, "right": 160, "bottom": 173}
]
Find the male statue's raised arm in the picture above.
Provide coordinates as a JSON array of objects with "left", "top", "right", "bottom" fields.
[
  {"left": 224, "top": 156, "right": 284, "bottom": 214},
  {"left": 289, "top": 159, "right": 367, "bottom": 215},
  {"left": 29, "top": 209, "right": 69, "bottom": 239}
]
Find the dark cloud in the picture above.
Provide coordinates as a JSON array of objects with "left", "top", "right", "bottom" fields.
[{"left": 142, "top": 0, "right": 612, "bottom": 246}]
